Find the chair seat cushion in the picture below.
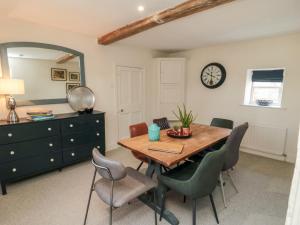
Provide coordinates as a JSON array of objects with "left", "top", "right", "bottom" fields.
[
  {"left": 161, "top": 161, "right": 199, "bottom": 181},
  {"left": 94, "top": 167, "right": 156, "bottom": 207}
]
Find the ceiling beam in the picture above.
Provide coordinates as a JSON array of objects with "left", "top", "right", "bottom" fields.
[
  {"left": 56, "top": 54, "right": 76, "bottom": 64},
  {"left": 98, "top": 0, "right": 236, "bottom": 45}
]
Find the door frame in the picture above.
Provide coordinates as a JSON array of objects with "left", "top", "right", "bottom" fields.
[{"left": 114, "top": 64, "right": 146, "bottom": 140}]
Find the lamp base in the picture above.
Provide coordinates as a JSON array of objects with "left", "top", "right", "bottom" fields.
[{"left": 7, "top": 109, "right": 19, "bottom": 123}]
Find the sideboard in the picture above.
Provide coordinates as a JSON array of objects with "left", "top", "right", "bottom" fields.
[{"left": 0, "top": 111, "right": 105, "bottom": 195}]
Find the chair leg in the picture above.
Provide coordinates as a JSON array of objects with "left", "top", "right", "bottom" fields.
[
  {"left": 209, "top": 194, "right": 219, "bottom": 224},
  {"left": 153, "top": 190, "right": 157, "bottom": 225},
  {"left": 83, "top": 169, "right": 97, "bottom": 225},
  {"left": 159, "top": 191, "right": 166, "bottom": 221},
  {"left": 183, "top": 195, "right": 186, "bottom": 203},
  {"left": 219, "top": 173, "right": 227, "bottom": 208},
  {"left": 227, "top": 170, "right": 238, "bottom": 193},
  {"left": 109, "top": 205, "right": 113, "bottom": 225},
  {"left": 192, "top": 199, "right": 197, "bottom": 225},
  {"left": 136, "top": 161, "right": 144, "bottom": 171}
]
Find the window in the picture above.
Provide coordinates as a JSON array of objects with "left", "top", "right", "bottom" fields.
[{"left": 244, "top": 68, "right": 284, "bottom": 108}]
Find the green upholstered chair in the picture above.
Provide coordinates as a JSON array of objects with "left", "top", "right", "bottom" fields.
[
  {"left": 210, "top": 118, "right": 234, "bottom": 150},
  {"left": 157, "top": 146, "right": 228, "bottom": 225}
]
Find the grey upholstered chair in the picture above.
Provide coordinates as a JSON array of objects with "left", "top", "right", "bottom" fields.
[
  {"left": 218, "top": 122, "right": 248, "bottom": 207},
  {"left": 83, "top": 149, "right": 157, "bottom": 225}
]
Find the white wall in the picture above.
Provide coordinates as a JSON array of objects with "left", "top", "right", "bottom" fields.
[
  {"left": 169, "top": 33, "right": 300, "bottom": 163},
  {"left": 0, "top": 17, "right": 162, "bottom": 150},
  {"left": 9, "top": 57, "right": 80, "bottom": 100}
]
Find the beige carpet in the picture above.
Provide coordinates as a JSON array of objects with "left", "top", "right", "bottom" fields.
[{"left": 0, "top": 149, "right": 294, "bottom": 225}]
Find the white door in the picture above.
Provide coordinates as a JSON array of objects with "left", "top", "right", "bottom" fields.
[
  {"left": 116, "top": 66, "right": 145, "bottom": 139},
  {"left": 158, "top": 58, "right": 185, "bottom": 120}
]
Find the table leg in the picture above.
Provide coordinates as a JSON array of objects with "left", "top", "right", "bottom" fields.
[{"left": 140, "top": 160, "right": 179, "bottom": 225}]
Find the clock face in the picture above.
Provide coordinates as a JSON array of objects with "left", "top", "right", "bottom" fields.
[{"left": 200, "top": 63, "right": 226, "bottom": 89}]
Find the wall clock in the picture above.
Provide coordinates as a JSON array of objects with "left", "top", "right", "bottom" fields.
[{"left": 200, "top": 63, "right": 226, "bottom": 89}]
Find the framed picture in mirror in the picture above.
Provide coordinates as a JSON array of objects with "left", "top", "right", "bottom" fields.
[
  {"left": 51, "top": 68, "right": 67, "bottom": 81},
  {"left": 66, "top": 83, "right": 80, "bottom": 93},
  {"left": 69, "top": 72, "right": 80, "bottom": 82}
]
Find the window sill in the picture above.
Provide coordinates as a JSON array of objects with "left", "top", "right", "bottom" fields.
[{"left": 240, "top": 104, "right": 286, "bottom": 110}]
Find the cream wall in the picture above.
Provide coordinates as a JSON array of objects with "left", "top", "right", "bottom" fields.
[
  {"left": 0, "top": 18, "right": 162, "bottom": 150},
  {"left": 169, "top": 33, "right": 300, "bottom": 163}
]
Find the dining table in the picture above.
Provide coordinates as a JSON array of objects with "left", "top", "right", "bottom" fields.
[{"left": 118, "top": 123, "right": 231, "bottom": 225}]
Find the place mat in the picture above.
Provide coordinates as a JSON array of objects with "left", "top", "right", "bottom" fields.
[{"left": 148, "top": 142, "right": 184, "bottom": 154}]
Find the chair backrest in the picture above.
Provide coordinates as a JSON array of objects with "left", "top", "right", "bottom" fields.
[
  {"left": 153, "top": 117, "right": 170, "bottom": 130},
  {"left": 210, "top": 118, "right": 234, "bottom": 129},
  {"left": 187, "top": 147, "right": 227, "bottom": 198},
  {"left": 92, "top": 149, "right": 126, "bottom": 181},
  {"left": 129, "top": 122, "right": 148, "bottom": 138},
  {"left": 223, "top": 122, "right": 249, "bottom": 171}
]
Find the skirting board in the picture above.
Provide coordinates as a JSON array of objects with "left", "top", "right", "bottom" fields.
[{"left": 241, "top": 147, "right": 286, "bottom": 161}]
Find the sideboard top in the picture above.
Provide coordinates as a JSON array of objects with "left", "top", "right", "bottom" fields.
[{"left": 0, "top": 110, "right": 105, "bottom": 126}]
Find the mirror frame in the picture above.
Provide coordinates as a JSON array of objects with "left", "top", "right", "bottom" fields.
[{"left": 0, "top": 42, "right": 86, "bottom": 106}]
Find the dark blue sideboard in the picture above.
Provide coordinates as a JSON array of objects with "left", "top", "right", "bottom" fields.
[{"left": 0, "top": 111, "right": 105, "bottom": 195}]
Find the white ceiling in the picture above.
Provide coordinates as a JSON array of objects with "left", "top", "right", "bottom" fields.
[{"left": 1, "top": 0, "right": 300, "bottom": 50}]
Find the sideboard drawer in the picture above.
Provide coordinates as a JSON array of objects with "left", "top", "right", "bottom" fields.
[
  {"left": 0, "top": 136, "right": 61, "bottom": 164},
  {"left": 61, "top": 115, "right": 104, "bottom": 135},
  {"left": 62, "top": 130, "right": 103, "bottom": 148},
  {"left": 0, "top": 153, "right": 62, "bottom": 180},
  {"left": 0, "top": 121, "right": 60, "bottom": 144},
  {"left": 63, "top": 145, "right": 93, "bottom": 165}
]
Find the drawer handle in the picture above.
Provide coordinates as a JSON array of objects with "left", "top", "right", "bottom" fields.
[
  {"left": 49, "top": 143, "right": 53, "bottom": 147},
  {"left": 69, "top": 124, "right": 74, "bottom": 128},
  {"left": 96, "top": 133, "right": 100, "bottom": 136},
  {"left": 50, "top": 158, "right": 54, "bottom": 162},
  {"left": 12, "top": 168, "right": 17, "bottom": 172},
  {"left": 8, "top": 133, "right": 13, "bottom": 137},
  {"left": 48, "top": 127, "right": 52, "bottom": 131},
  {"left": 10, "top": 151, "right": 15, "bottom": 155},
  {"left": 96, "top": 120, "right": 100, "bottom": 123},
  {"left": 70, "top": 138, "right": 74, "bottom": 142},
  {"left": 96, "top": 146, "right": 100, "bottom": 149},
  {"left": 71, "top": 152, "right": 75, "bottom": 157}
]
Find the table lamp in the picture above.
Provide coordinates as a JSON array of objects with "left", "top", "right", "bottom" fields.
[{"left": 0, "top": 79, "right": 25, "bottom": 123}]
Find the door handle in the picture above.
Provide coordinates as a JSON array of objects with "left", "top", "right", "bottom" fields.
[{"left": 120, "top": 109, "right": 124, "bottom": 112}]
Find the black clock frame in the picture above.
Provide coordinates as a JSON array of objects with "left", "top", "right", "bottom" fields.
[{"left": 200, "top": 62, "right": 226, "bottom": 89}]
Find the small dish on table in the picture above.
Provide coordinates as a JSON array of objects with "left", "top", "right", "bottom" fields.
[{"left": 167, "top": 129, "right": 192, "bottom": 139}]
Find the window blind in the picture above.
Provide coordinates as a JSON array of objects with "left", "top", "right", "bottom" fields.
[{"left": 252, "top": 69, "right": 284, "bottom": 82}]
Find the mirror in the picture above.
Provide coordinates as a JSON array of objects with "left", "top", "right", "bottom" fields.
[{"left": 0, "top": 42, "right": 85, "bottom": 106}]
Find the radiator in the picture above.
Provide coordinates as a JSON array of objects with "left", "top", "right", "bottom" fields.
[{"left": 241, "top": 124, "right": 287, "bottom": 156}]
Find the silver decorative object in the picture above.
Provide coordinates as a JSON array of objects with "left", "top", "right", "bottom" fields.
[
  {"left": 7, "top": 96, "right": 19, "bottom": 123},
  {"left": 67, "top": 86, "right": 95, "bottom": 113}
]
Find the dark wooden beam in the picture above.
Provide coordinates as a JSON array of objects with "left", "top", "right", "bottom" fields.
[
  {"left": 98, "top": 0, "right": 236, "bottom": 45},
  {"left": 56, "top": 54, "right": 76, "bottom": 64}
]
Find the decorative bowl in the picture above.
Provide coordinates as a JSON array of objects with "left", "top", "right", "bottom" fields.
[
  {"left": 256, "top": 99, "right": 273, "bottom": 106},
  {"left": 167, "top": 129, "right": 192, "bottom": 139},
  {"left": 67, "top": 86, "right": 95, "bottom": 113}
]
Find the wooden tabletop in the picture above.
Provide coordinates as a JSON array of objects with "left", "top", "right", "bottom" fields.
[{"left": 118, "top": 124, "right": 231, "bottom": 167}]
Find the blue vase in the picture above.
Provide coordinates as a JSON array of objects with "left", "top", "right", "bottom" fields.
[{"left": 148, "top": 123, "right": 160, "bottom": 141}]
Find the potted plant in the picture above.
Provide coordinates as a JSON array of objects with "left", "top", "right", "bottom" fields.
[{"left": 173, "top": 104, "right": 196, "bottom": 135}]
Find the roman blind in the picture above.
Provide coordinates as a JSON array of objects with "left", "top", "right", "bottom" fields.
[{"left": 252, "top": 69, "right": 284, "bottom": 82}]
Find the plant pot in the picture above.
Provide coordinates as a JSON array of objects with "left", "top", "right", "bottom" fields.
[{"left": 182, "top": 127, "right": 190, "bottom": 135}]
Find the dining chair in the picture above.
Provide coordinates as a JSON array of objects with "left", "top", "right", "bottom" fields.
[
  {"left": 158, "top": 147, "right": 227, "bottom": 225},
  {"left": 129, "top": 122, "right": 149, "bottom": 171},
  {"left": 218, "top": 122, "right": 248, "bottom": 207},
  {"left": 210, "top": 118, "right": 234, "bottom": 150},
  {"left": 153, "top": 117, "right": 170, "bottom": 130},
  {"left": 83, "top": 149, "right": 157, "bottom": 225}
]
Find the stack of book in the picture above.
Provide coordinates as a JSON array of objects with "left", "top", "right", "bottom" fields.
[{"left": 27, "top": 110, "right": 55, "bottom": 121}]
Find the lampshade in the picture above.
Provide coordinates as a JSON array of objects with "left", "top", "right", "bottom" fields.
[{"left": 0, "top": 79, "right": 25, "bottom": 95}]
